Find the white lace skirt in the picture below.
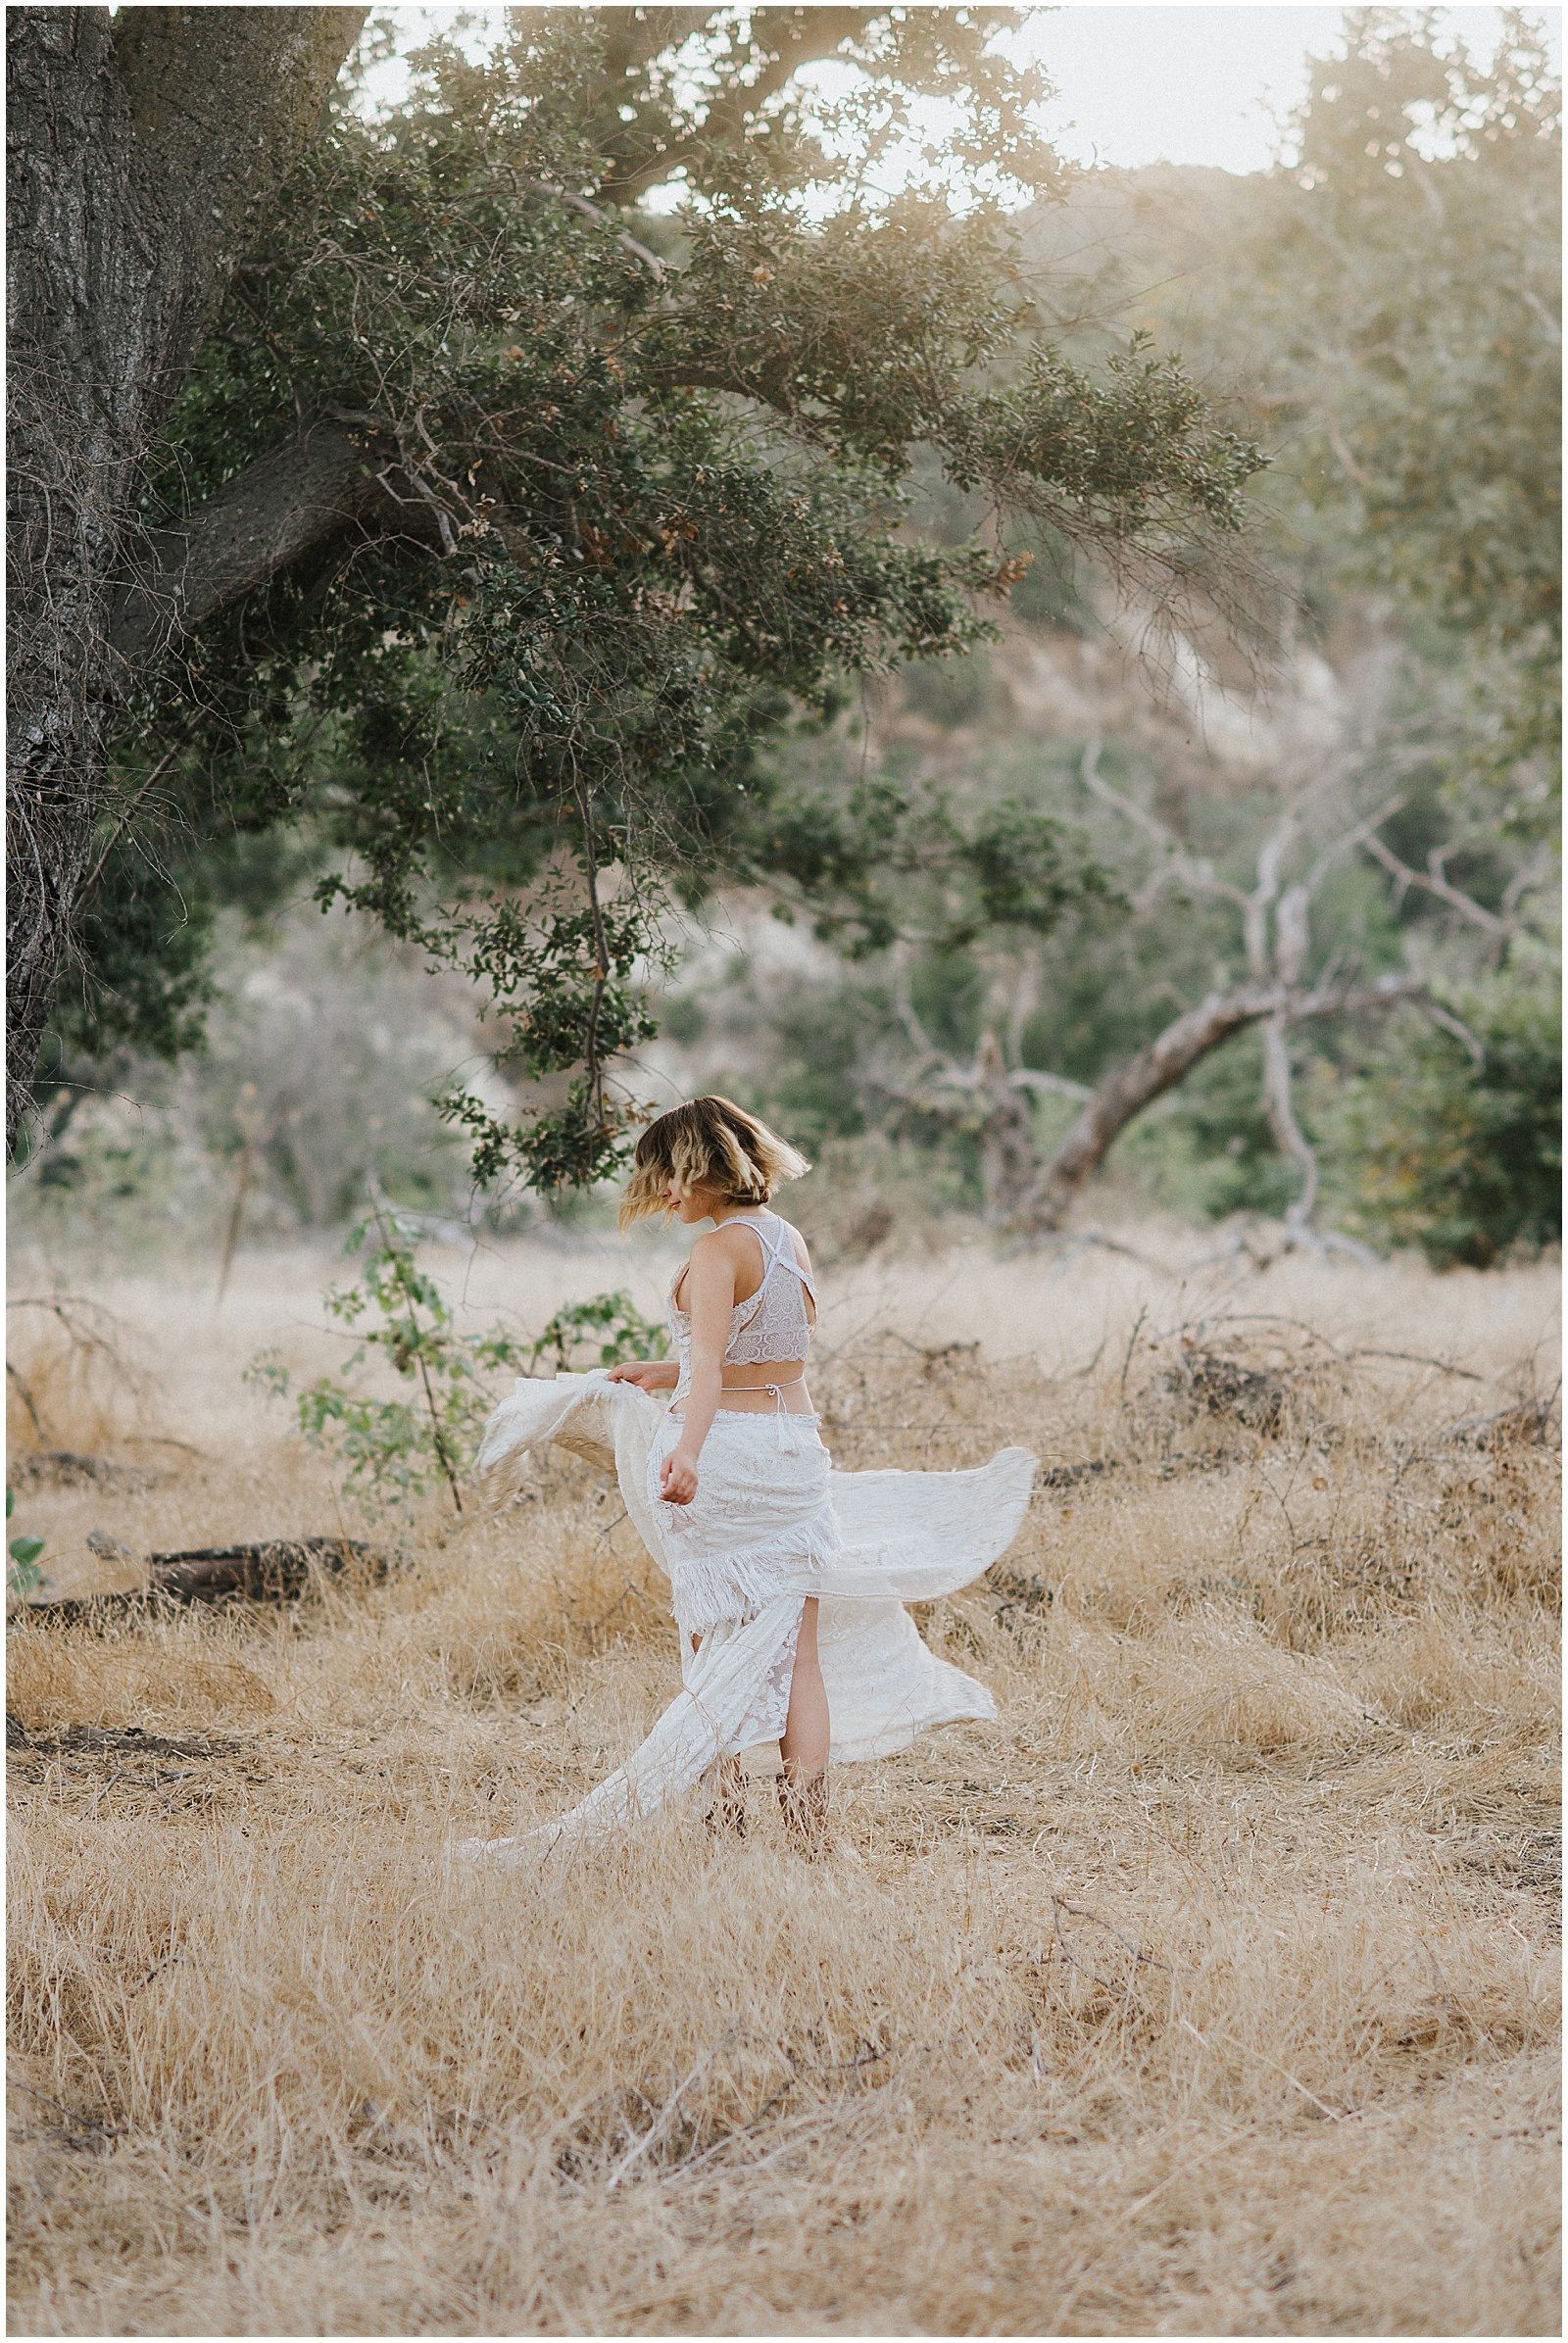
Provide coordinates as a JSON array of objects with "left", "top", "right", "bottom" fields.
[
  {"left": 647, "top": 1408, "right": 843, "bottom": 1640},
  {"left": 455, "top": 1374, "right": 1037, "bottom": 1865}
]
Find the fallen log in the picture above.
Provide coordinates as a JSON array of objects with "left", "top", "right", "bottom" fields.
[
  {"left": 7, "top": 1717, "right": 238, "bottom": 1760},
  {"left": 144, "top": 1538, "right": 383, "bottom": 1601},
  {"left": 11, "top": 1538, "right": 383, "bottom": 1627}
]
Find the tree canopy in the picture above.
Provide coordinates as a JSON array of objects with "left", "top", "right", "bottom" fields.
[
  {"left": 1244, "top": 7, "right": 1559, "bottom": 788},
  {"left": 652, "top": 9, "right": 1560, "bottom": 1260},
  {"left": 40, "top": 5, "right": 1268, "bottom": 1195}
]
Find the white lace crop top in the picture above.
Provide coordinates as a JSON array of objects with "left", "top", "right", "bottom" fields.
[{"left": 666, "top": 1209, "right": 817, "bottom": 1401}]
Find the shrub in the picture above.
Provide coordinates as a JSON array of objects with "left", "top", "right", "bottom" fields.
[
  {"left": 1323, "top": 978, "right": 1561, "bottom": 1268},
  {"left": 528, "top": 1293, "right": 668, "bottom": 1374},
  {"left": 247, "top": 1210, "right": 529, "bottom": 1514},
  {"left": 248, "top": 1213, "right": 667, "bottom": 1513},
  {"left": 7, "top": 1489, "right": 45, "bottom": 1598}
]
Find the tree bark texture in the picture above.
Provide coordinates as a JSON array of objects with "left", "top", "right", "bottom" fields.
[
  {"left": 973, "top": 1031, "right": 1043, "bottom": 1225},
  {"left": 6, "top": 5, "right": 366, "bottom": 1149},
  {"left": 106, "top": 421, "right": 396, "bottom": 669}
]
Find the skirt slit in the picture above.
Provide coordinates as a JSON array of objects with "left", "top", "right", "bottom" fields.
[{"left": 458, "top": 1374, "right": 1037, "bottom": 1866}]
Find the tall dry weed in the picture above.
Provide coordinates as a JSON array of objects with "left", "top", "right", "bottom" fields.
[
  {"left": 7, "top": 1232, "right": 1560, "bottom": 2334},
  {"left": 6, "top": 1294, "right": 152, "bottom": 1459}
]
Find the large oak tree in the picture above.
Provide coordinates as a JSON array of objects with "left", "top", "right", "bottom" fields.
[{"left": 8, "top": 6, "right": 1267, "bottom": 1186}]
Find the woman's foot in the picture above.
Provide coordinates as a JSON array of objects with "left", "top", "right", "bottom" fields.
[
  {"left": 777, "top": 1768, "right": 829, "bottom": 1856},
  {"left": 703, "top": 1756, "right": 750, "bottom": 1838}
]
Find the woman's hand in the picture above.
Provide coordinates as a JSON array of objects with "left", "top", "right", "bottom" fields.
[
  {"left": 605, "top": 1359, "right": 678, "bottom": 1391},
  {"left": 660, "top": 1444, "right": 700, "bottom": 1506}
]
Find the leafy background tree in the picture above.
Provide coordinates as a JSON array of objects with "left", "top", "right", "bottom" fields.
[{"left": 660, "top": 5, "right": 1559, "bottom": 1265}]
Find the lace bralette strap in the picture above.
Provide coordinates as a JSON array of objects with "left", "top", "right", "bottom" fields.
[
  {"left": 672, "top": 1210, "right": 816, "bottom": 1319},
  {"left": 750, "top": 1209, "right": 817, "bottom": 1297}
]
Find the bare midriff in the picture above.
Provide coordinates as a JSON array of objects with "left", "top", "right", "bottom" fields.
[{"left": 670, "top": 1360, "right": 814, "bottom": 1418}]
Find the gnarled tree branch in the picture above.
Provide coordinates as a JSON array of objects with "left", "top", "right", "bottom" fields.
[
  {"left": 1362, "top": 828, "right": 1512, "bottom": 942},
  {"left": 107, "top": 422, "right": 403, "bottom": 673},
  {"left": 1016, "top": 972, "right": 1426, "bottom": 1234}
]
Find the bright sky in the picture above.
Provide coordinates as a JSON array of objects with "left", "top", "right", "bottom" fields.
[
  {"left": 361, "top": 6, "right": 1561, "bottom": 178},
  {"left": 1014, "top": 5, "right": 1561, "bottom": 173}
]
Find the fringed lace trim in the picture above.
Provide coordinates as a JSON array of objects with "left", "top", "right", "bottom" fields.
[{"left": 669, "top": 1511, "right": 844, "bottom": 1635}]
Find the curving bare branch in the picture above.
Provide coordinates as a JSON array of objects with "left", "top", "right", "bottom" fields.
[
  {"left": 1362, "top": 828, "right": 1513, "bottom": 944},
  {"left": 1016, "top": 971, "right": 1427, "bottom": 1234}
]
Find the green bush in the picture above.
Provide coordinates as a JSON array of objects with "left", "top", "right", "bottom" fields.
[
  {"left": 528, "top": 1292, "right": 668, "bottom": 1373},
  {"left": 247, "top": 1210, "right": 529, "bottom": 1513},
  {"left": 1323, "top": 979, "right": 1560, "bottom": 1268},
  {"left": 7, "top": 1489, "right": 45, "bottom": 1598}
]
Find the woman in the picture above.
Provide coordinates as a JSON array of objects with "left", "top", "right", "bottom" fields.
[{"left": 455, "top": 1097, "right": 1037, "bottom": 1864}]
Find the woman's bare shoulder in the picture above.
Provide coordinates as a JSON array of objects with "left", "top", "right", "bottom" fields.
[
  {"left": 686, "top": 1224, "right": 751, "bottom": 1275},
  {"left": 690, "top": 1222, "right": 744, "bottom": 1251},
  {"left": 673, "top": 1226, "right": 741, "bottom": 1312}
]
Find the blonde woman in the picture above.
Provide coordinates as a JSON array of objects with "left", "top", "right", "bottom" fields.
[{"left": 457, "top": 1097, "right": 1036, "bottom": 1863}]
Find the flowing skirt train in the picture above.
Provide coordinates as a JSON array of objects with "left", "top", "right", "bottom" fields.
[{"left": 453, "top": 1372, "right": 1036, "bottom": 1861}]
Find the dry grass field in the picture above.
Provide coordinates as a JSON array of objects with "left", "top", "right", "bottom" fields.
[{"left": 6, "top": 1225, "right": 1561, "bottom": 2336}]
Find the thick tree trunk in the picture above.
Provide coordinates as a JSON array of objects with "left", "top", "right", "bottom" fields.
[
  {"left": 974, "top": 1032, "right": 1042, "bottom": 1223},
  {"left": 1016, "top": 974, "right": 1422, "bottom": 1234},
  {"left": 6, "top": 5, "right": 365, "bottom": 1150}
]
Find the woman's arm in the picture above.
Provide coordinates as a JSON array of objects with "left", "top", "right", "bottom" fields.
[
  {"left": 604, "top": 1357, "right": 679, "bottom": 1389},
  {"left": 659, "top": 1236, "right": 735, "bottom": 1504}
]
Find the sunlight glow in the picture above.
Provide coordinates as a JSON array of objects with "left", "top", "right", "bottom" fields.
[{"left": 356, "top": 6, "right": 1559, "bottom": 184}]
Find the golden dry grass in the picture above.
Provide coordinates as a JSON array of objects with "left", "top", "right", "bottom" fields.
[{"left": 7, "top": 1226, "right": 1561, "bottom": 2336}]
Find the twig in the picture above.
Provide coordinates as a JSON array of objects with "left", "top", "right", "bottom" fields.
[
  {"left": 1118, "top": 1304, "right": 1148, "bottom": 1405},
  {"left": 7, "top": 1361, "right": 48, "bottom": 1444},
  {"left": 605, "top": 2051, "right": 710, "bottom": 2190},
  {"left": 1348, "top": 1347, "right": 1487, "bottom": 1384},
  {"left": 368, "top": 1190, "right": 464, "bottom": 1517},
  {"left": 532, "top": 179, "right": 666, "bottom": 278},
  {"left": 1362, "top": 830, "right": 1510, "bottom": 940},
  {"left": 1051, "top": 1894, "right": 1169, "bottom": 1975},
  {"left": 78, "top": 738, "right": 191, "bottom": 903}
]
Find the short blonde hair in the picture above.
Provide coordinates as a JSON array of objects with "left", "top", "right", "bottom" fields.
[{"left": 618, "top": 1096, "right": 810, "bottom": 1227}]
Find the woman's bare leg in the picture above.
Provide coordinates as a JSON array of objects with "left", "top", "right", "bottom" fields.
[
  {"left": 779, "top": 1598, "right": 828, "bottom": 1782},
  {"left": 778, "top": 1598, "right": 829, "bottom": 1850}
]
